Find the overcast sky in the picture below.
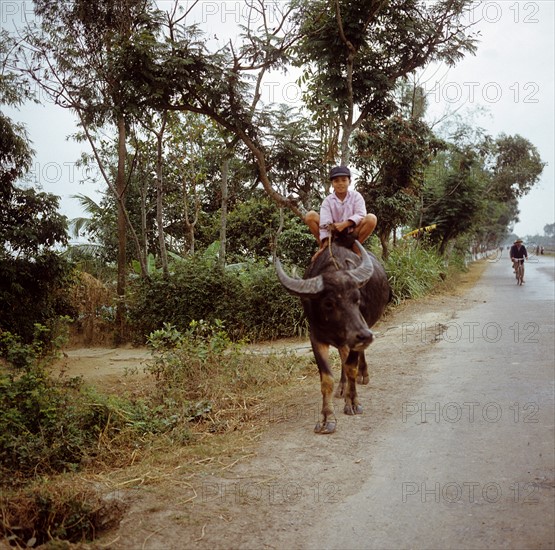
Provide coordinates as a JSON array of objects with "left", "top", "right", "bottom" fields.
[
  {"left": 422, "top": 0, "right": 555, "bottom": 239},
  {"left": 2, "top": 0, "right": 554, "bottom": 239}
]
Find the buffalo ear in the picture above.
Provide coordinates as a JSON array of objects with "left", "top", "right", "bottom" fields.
[{"left": 275, "top": 258, "right": 324, "bottom": 297}]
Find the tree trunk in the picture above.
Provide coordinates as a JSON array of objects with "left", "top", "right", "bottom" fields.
[
  {"left": 335, "top": 0, "right": 356, "bottom": 165},
  {"left": 156, "top": 114, "right": 169, "bottom": 276},
  {"left": 379, "top": 230, "right": 389, "bottom": 260},
  {"left": 115, "top": 114, "right": 127, "bottom": 344},
  {"left": 439, "top": 233, "right": 451, "bottom": 256},
  {"left": 184, "top": 222, "right": 195, "bottom": 254},
  {"left": 218, "top": 155, "right": 229, "bottom": 268},
  {"left": 140, "top": 180, "right": 148, "bottom": 264},
  {"left": 75, "top": 109, "right": 148, "bottom": 280},
  {"left": 183, "top": 178, "right": 198, "bottom": 255},
  {"left": 337, "top": 48, "right": 354, "bottom": 164}
]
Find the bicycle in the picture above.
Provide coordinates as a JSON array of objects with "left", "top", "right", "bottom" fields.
[{"left": 513, "top": 258, "right": 525, "bottom": 285}]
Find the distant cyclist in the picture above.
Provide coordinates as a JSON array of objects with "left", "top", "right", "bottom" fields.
[{"left": 510, "top": 239, "right": 528, "bottom": 283}]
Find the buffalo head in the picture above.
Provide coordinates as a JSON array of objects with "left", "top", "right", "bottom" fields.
[{"left": 275, "top": 240, "right": 374, "bottom": 296}]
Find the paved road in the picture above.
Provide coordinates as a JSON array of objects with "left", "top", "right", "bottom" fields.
[{"left": 304, "top": 254, "right": 555, "bottom": 550}]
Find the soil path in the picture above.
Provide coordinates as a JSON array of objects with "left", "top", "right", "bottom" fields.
[{"left": 62, "top": 257, "right": 554, "bottom": 550}]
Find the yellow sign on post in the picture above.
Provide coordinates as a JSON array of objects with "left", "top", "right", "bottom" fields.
[{"left": 402, "top": 224, "right": 437, "bottom": 239}]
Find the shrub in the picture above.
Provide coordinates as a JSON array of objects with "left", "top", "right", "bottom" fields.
[
  {"left": 276, "top": 218, "right": 316, "bottom": 266},
  {"left": 128, "top": 256, "right": 240, "bottom": 338},
  {"left": 128, "top": 256, "right": 305, "bottom": 342},
  {"left": 146, "top": 319, "right": 238, "bottom": 394},
  {"left": 232, "top": 262, "right": 307, "bottom": 341},
  {"left": 0, "top": 364, "right": 103, "bottom": 482},
  {"left": 0, "top": 327, "right": 189, "bottom": 485},
  {"left": 0, "top": 252, "right": 75, "bottom": 344},
  {"left": 0, "top": 320, "right": 70, "bottom": 370}
]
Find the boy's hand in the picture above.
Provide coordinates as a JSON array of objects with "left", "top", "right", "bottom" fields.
[{"left": 328, "top": 221, "right": 352, "bottom": 233}]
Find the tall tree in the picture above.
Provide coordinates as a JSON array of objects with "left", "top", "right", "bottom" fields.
[
  {"left": 420, "top": 131, "right": 544, "bottom": 255},
  {"left": 421, "top": 146, "right": 487, "bottom": 254},
  {"left": 1, "top": 36, "right": 71, "bottom": 341},
  {"left": 22, "top": 0, "right": 168, "bottom": 340},
  {"left": 137, "top": 111, "right": 170, "bottom": 275},
  {"left": 159, "top": 0, "right": 307, "bottom": 219},
  {"left": 263, "top": 104, "right": 323, "bottom": 208},
  {"left": 293, "top": 0, "right": 478, "bottom": 164},
  {"left": 487, "top": 134, "right": 545, "bottom": 202},
  {"left": 0, "top": 30, "right": 34, "bottom": 198},
  {"left": 353, "top": 113, "right": 445, "bottom": 257}
]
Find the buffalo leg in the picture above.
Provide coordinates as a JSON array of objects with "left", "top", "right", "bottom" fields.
[
  {"left": 343, "top": 350, "right": 363, "bottom": 415},
  {"left": 357, "top": 351, "right": 369, "bottom": 384},
  {"left": 334, "top": 346, "right": 350, "bottom": 398},
  {"left": 312, "top": 340, "right": 337, "bottom": 434}
]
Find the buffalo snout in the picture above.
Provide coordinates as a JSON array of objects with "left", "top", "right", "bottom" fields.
[{"left": 353, "top": 327, "right": 373, "bottom": 349}]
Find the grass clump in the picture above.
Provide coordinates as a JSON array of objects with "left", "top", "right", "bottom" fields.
[
  {"left": 1, "top": 478, "right": 126, "bottom": 548},
  {"left": 145, "top": 320, "right": 314, "bottom": 434},
  {"left": 385, "top": 241, "right": 447, "bottom": 303}
]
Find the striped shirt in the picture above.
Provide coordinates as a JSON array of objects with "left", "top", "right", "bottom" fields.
[{"left": 319, "top": 190, "right": 367, "bottom": 241}]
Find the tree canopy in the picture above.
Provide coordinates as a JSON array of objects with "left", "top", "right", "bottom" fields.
[
  {"left": 3, "top": 0, "right": 546, "bottom": 292},
  {"left": 293, "top": 0, "right": 478, "bottom": 163},
  {"left": 1, "top": 36, "right": 72, "bottom": 342}
]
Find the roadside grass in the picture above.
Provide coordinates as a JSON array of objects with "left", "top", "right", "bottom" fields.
[
  {"left": 433, "top": 256, "right": 489, "bottom": 296},
  {"left": 385, "top": 242, "right": 449, "bottom": 304},
  {"left": 0, "top": 329, "right": 317, "bottom": 547}
]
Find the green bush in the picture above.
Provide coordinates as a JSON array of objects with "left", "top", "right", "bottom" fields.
[
  {"left": 128, "top": 256, "right": 240, "bottom": 338},
  {"left": 0, "top": 252, "right": 75, "bottom": 344},
  {"left": 231, "top": 262, "right": 307, "bottom": 341},
  {"left": 0, "top": 358, "right": 197, "bottom": 485},
  {"left": 276, "top": 217, "right": 317, "bottom": 266},
  {"left": 0, "top": 320, "right": 71, "bottom": 370},
  {"left": 127, "top": 238, "right": 458, "bottom": 343},
  {"left": 146, "top": 320, "right": 238, "bottom": 392},
  {"left": 128, "top": 256, "right": 305, "bottom": 342},
  {"left": 0, "top": 327, "right": 191, "bottom": 485},
  {"left": 0, "top": 366, "right": 101, "bottom": 482}
]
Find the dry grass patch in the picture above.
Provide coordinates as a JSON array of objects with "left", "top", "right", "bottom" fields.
[
  {"left": 68, "top": 272, "right": 115, "bottom": 347},
  {"left": 0, "top": 476, "right": 127, "bottom": 548}
]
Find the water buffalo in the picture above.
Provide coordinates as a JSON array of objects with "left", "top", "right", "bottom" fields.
[{"left": 275, "top": 239, "right": 391, "bottom": 434}]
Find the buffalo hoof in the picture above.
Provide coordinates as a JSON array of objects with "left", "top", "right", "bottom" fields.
[
  {"left": 356, "top": 374, "right": 369, "bottom": 385},
  {"left": 344, "top": 403, "right": 363, "bottom": 415},
  {"left": 314, "top": 421, "right": 336, "bottom": 434}
]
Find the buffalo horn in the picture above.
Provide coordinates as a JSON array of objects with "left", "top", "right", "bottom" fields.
[
  {"left": 348, "top": 241, "right": 374, "bottom": 286},
  {"left": 274, "top": 258, "right": 324, "bottom": 296}
]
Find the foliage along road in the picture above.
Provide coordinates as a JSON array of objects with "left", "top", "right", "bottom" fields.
[{"left": 95, "top": 255, "right": 554, "bottom": 550}]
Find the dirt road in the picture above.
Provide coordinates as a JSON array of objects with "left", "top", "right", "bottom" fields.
[
  {"left": 91, "top": 256, "right": 554, "bottom": 550},
  {"left": 299, "top": 254, "right": 555, "bottom": 550}
]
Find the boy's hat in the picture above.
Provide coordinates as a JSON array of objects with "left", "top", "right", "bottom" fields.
[
  {"left": 330, "top": 166, "right": 351, "bottom": 180},
  {"left": 514, "top": 239, "right": 523, "bottom": 244}
]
